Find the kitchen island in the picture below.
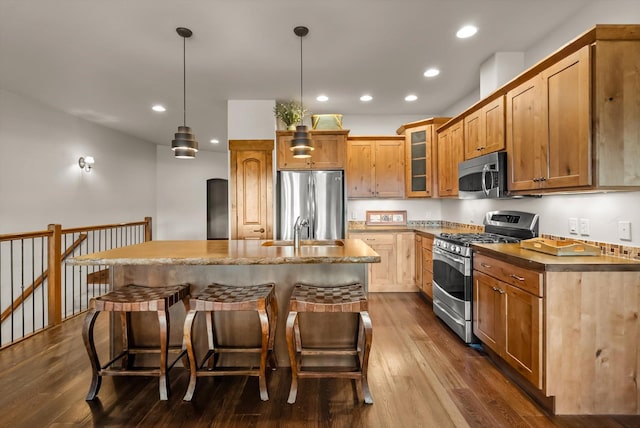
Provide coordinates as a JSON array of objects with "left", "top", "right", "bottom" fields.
[{"left": 68, "top": 239, "right": 380, "bottom": 367}]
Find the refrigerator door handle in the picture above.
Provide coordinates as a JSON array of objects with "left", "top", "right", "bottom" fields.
[{"left": 309, "top": 173, "right": 316, "bottom": 239}]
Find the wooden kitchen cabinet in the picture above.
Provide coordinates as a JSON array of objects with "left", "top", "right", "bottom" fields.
[
  {"left": 346, "top": 136, "right": 405, "bottom": 199},
  {"left": 464, "top": 96, "right": 505, "bottom": 160},
  {"left": 354, "top": 231, "right": 416, "bottom": 292},
  {"left": 421, "top": 235, "right": 434, "bottom": 299},
  {"left": 276, "top": 130, "right": 348, "bottom": 170},
  {"left": 398, "top": 118, "right": 450, "bottom": 198},
  {"left": 507, "top": 46, "right": 590, "bottom": 192},
  {"left": 415, "top": 235, "right": 423, "bottom": 291},
  {"left": 229, "top": 140, "right": 273, "bottom": 240},
  {"left": 505, "top": 32, "right": 640, "bottom": 194},
  {"left": 436, "top": 119, "right": 464, "bottom": 197},
  {"left": 473, "top": 254, "right": 543, "bottom": 389}
]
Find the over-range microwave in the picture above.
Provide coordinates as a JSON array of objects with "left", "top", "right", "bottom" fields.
[{"left": 458, "top": 151, "right": 509, "bottom": 199}]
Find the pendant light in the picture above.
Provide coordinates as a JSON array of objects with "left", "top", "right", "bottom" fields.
[
  {"left": 171, "top": 27, "right": 198, "bottom": 159},
  {"left": 290, "top": 26, "right": 313, "bottom": 158}
]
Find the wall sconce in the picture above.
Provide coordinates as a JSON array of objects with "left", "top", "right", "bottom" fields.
[{"left": 78, "top": 156, "right": 95, "bottom": 172}]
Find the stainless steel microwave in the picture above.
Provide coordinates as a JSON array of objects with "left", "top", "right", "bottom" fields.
[{"left": 458, "top": 151, "right": 509, "bottom": 199}]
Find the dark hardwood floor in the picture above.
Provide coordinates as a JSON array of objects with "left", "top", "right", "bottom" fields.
[{"left": 1, "top": 293, "right": 639, "bottom": 427}]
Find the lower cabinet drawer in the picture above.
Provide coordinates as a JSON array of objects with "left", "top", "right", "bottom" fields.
[{"left": 474, "top": 253, "right": 543, "bottom": 297}]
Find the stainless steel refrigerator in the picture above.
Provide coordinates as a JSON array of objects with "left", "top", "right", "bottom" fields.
[{"left": 276, "top": 171, "right": 345, "bottom": 240}]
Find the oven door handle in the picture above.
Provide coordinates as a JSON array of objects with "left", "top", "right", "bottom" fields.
[
  {"left": 433, "top": 246, "right": 466, "bottom": 265},
  {"left": 433, "top": 300, "right": 465, "bottom": 326}
]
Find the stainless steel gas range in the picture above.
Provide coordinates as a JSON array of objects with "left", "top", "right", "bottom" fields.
[{"left": 432, "top": 211, "right": 539, "bottom": 343}]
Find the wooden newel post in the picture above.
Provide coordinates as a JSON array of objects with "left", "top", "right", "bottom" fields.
[
  {"left": 47, "top": 224, "right": 63, "bottom": 326},
  {"left": 144, "top": 217, "right": 152, "bottom": 242}
]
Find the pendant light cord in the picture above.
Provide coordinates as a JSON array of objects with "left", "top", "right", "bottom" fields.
[
  {"left": 183, "top": 35, "right": 187, "bottom": 127},
  {"left": 299, "top": 34, "right": 303, "bottom": 123}
]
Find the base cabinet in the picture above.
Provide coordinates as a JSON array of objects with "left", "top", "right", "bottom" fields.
[
  {"left": 354, "top": 232, "right": 416, "bottom": 292},
  {"left": 473, "top": 255, "right": 542, "bottom": 389},
  {"left": 420, "top": 235, "right": 434, "bottom": 299}
]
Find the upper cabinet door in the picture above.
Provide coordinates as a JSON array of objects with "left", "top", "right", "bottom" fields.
[
  {"left": 347, "top": 140, "right": 375, "bottom": 198},
  {"left": 506, "top": 75, "right": 545, "bottom": 191},
  {"left": 375, "top": 139, "right": 405, "bottom": 198},
  {"left": 437, "top": 120, "right": 463, "bottom": 197},
  {"left": 464, "top": 97, "right": 505, "bottom": 160},
  {"left": 405, "top": 125, "right": 431, "bottom": 198},
  {"left": 542, "top": 45, "right": 591, "bottom": 189},
  {"left": 308, "top": 133, "right": 346, "bottom": 170}
]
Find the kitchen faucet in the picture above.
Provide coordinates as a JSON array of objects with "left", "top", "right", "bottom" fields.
[{"left": 293, "top": 216, "right": 309, "bottom": 249}]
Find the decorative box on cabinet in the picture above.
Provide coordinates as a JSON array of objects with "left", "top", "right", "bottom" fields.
[
  {"left": 346, "top": 136, "right": 405, "bottom": 199},
  {"left": 276, "top": 130, "right": 348, "bottom": 170},
  {"left": 397, "top": 117, "right": 450, "bottom": 198}
]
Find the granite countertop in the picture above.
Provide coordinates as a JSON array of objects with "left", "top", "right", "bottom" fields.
[
  {"left": 473, "top": 243, "right": 640, "bottom": 272},
  {"left": 348, "top": 225, "right": 475, "bottom": 237},
  {"left": 67, "top": 239, "right": 381, "bottom": 266}
]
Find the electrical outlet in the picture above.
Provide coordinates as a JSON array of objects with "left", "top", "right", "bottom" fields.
[
  {"left": 618, "top": 221, "right": 632, "bottom": 241},
  {"left": 579, "top": 218, "right": 590, "bottom": 236},
  {"left": 568, "top": 218, "right": 578, "bottom": 234}
]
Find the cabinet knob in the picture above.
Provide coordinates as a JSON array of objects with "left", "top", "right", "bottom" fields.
[
  {"left": 509, "top": 274, "right": 525, "bottom": 281},
  {"left": 481, "top": 263, "right": 492, "bottom": 268},
  {"left": 532, "top": 178, "right": 539, "bottom": 182},
  {"left": 539, "top": 177, "right": 547, "bottom": 182}
]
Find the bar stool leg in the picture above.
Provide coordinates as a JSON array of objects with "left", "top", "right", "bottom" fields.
[
  {"left": 286, "top": 310, "right": 299, "bottom": 404},
  {"left": 180, "top": 297, "right": 191, "bottom": 368},
  {"left": 267, "top": 294, "right": 278, "bottom": 369},
  {"left": 82, "top": 308, "right": 102, "bottom": 401},
  {"left": 360, "top": 311, "right": 374, "bottom": 404},
  {"left": 257, "top": 306, "right": 270, "bottom": 401},
  {"left": 120, "top": 312, "right": 130, "bottom": 369},
  {"left": 182, "top": 309, "right": 198, "bottom": 401},
  {"left": 158, "top": 309, "right": 170, "bottom": 401},
  {"left": 205, "top": 311, "right": 219, "bottom": 369}
]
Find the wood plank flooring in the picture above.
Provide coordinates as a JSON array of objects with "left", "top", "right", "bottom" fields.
[{"left": 1, "top": 292, "right": 639, "bottom": 427}]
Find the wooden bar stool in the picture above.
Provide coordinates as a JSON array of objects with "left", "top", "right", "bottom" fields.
[
  {"left": 286, "top": 282, "right": 373, "bottom": 404},
  {"left": 82, "top": 283, "right": 191, "bottom": 401},
  {"left": 182, "top": 283, "right": 277, "bottom": 401}
]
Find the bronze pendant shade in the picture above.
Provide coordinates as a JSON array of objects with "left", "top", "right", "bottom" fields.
[
  {"left": 290, "top": 26, "right": 312, "bottom": 158},
  {"left": 171, "top": 27, "right": 198, "bottom": 159}
]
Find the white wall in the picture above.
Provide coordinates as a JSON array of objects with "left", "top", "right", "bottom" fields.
[
  {"left": 0, "top": 88, "right": 157, "bottom": 234},
  {"left": 343, "top": 114, "right": 431, "bottom": 135},
  {"left": 227, "top": 100, "right": 276, "bottom": 140},
  {"left": 155, "top": 147, "right": 228, "bottom": 240}
]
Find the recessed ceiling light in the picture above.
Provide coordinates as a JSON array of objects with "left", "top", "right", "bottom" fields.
[
  {"left": 405, "top": 94, "right": 418, "bottom": 102},
  {"left": 456, "top": 25, "right": 478, "bottom": 39},
  {"left": 152, "top": 104, "right": 166, "bottom": 112},
  {"left": 210, "top": 139, "right": 219, "bottom": 144},
  {"left": 316, "top": 95, "right": 329, "bottom": 102},
  {"left": 424, "top": 68, "right": 440, "bottom": 78},
  {"left": 360, "top": 95, "right": 373, "bottom": 102}
]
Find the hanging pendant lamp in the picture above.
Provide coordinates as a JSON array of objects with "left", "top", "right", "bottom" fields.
[
  {"left": 290, "top": 26, "right": 313, "bottom": 158},
  {"left": 171, "top": 27, "right": 198, "bottom": 159}
]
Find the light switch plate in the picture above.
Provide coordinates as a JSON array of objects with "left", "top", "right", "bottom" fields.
[
  {"left": 569, "top": 218, "right": 578, "bottom": 234},
  {"left": 618, "top": 221, "right": 632, "bottom": 241},
  {"left": 579, "top": 218, "right": 590, "bottom": 236}
]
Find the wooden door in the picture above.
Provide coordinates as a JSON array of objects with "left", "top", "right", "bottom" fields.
[
  {"left": 506, "top": 75, "right": 545, "bottom": 191},
  {"left": 395, "top": 232, "right": 416, "bottom": 291},
  {"left": 310, "top": 133, "right": 346, "bottom": 170},
  {"left": 405, "top": 125, "right": 431, "bottom": 197},
  {"left": 464, "top": 110, "right": 482, "bottom": 159},
  {"left": 541, "top": 45, "right": 591, "bottom": 190},
  {"left": 346, "top": 140, "right": 375, "bottom": 198},
  {"left": 276, "top": 132, "right": 310, "bottom": 170},
  {"left": 415, "top": 235, "right": 423, "bottom": 291},
  {"left": 473, "top": 271, "right": 503, "bottom": 354},
  {"left": 374, "top": 139, "right": 405, "bottom": 198},
  {"left": 421, "top": 236, "right": 434, "bottom": 299},
  {"left": 503, "top": 284, "right": 543, "bottom": 389},
  {"left": 437, "top": 120, "right": 463, "bottom": 197},
  {"left": 368, "top": 243, "right": 395, "bottom": 291},
  {"left": 230, "top": 140, "right": 273, "bottom": 240},
  {"left": 483, "top": 96, "right": 506, "bottom": 154}
]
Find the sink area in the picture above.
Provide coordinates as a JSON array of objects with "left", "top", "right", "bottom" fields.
[{"left": 261, "top": 240, "right": 344, "bottom": 247}]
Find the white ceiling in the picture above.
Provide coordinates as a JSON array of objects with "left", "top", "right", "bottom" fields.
[{"left": 0, "top": 0, "right": 601, "bottom": 153}]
